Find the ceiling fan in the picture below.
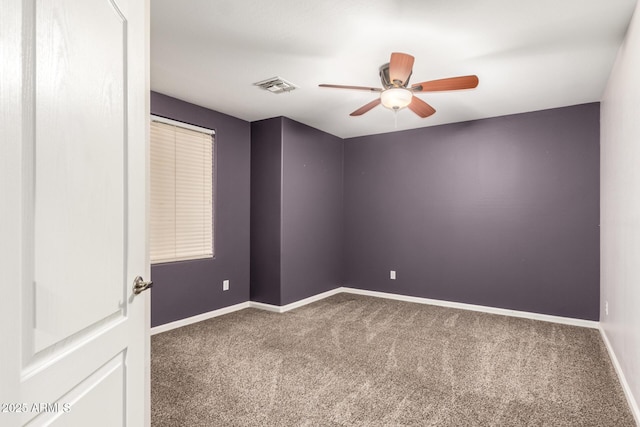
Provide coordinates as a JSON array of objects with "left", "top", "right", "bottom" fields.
[{"left": 319, "top": 52, "right": 478, "bottom": 118}]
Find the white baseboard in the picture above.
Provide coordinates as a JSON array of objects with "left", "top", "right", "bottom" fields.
[
  {"left": 339, "top": 287, "right": 600, "bottom": 329},
  {"left": 249, "top": 288, "right": 343, "bottom": 313},
  {"left": 151, "top": 288, "right": 344, "bottom": 334},
  {"left": 599, "top": 327, "right": 640, "bottom": 425},
  {"left": 150, "top": 301, "right": 250, "bottom": 335},
  {"left": 151, "top": 287, "right": 599, "bottom": 334}
]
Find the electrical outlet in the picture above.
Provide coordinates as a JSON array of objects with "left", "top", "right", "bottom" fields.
[
  {"left": 223, "top": 280, "right": 229, "bottom": 291},
  {"left": 390, "top": 270, "right": 396, "bottom": 280},
  {"left": 605, "top": 301, "right": 609, "bottom": 316}
]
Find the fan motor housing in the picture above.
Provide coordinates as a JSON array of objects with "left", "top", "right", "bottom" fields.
[{"left": 379, "top": 63, "right": 412, "bottom": 88}]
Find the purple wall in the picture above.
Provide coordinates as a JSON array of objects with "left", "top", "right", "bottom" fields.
[
  {"left": 150, "top": 95, "right": 599, "bottom": 326},
  {"left": 280, "top": 118, "right": 344, "bottom": 304},
  {"left": 343, "top": 103, "right": 600, "bottom": 320},
  {"left": 250, "top": 118, "right": 282, "bottom": 305},
  {"left": 150, "top": 92, "right": 251, "bottom": 327},
  {"left": 250, "top": 117, "right": 344, "bottom": 306}
]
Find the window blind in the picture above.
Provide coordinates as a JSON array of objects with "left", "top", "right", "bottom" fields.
[{"left": 150, "top": 119, "right": 214, "bottom": 263}]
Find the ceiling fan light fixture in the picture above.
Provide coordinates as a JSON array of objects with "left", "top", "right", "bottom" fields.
[
  {"left": 380, "top": 88, "right": 413, "bottom": 110},
  {"left": 319, "top": 52, "right": 477, "bottom": 119}
]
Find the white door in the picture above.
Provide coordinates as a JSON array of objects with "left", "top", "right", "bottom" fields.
[{"left": 0, "top": 0, "right": 149, "bottom": 425}]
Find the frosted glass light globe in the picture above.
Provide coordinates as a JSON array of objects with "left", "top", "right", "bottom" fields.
[{"left": 380, "top": 88, "right": 413, "bottom": 110}]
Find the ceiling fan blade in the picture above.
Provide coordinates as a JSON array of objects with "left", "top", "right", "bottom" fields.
[
  {"left": 319, "top": 84, "right": 382, "bottom": 92},
  {"left": 412, "top": 75, "right": 479, "bottom": 92},
  {"left": 389, "top": 52, "right": 415, "bottom": 86},
  {"left": 408, "top": 96, "right": 436, "bottom": 118},
  {"left": 350, "top": 98, "right": 381, "bottom": 116}
]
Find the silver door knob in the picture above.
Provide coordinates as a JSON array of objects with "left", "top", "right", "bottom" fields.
[{"left": 133, "top": 276, "right": 153, "bottom": 295}]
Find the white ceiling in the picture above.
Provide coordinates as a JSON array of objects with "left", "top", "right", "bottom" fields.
[{"left": 151, "top": 0, "right": 637, "bottom": 138}]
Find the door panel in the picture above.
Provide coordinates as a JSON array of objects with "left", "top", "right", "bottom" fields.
[
  {"left": 1, "top": 0, "right": 149, "bottom": 425},
  {"left": 33, "top": 0, "right": 127, "bottom": 353},
  {"left": 26, "top": 354, "right": 125, "bottom": 427}
]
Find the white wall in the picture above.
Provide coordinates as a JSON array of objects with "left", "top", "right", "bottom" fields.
[{"left": 601, "top": 0, "right": 640, "bottom": 420}]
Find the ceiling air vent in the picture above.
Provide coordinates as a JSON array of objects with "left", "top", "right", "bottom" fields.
[{"left": 253, "top": 76, "right": 298, "bottom": 94}]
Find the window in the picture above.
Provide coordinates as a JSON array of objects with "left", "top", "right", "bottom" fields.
[{"left": 150, "top": 116, "right": 214, "bottom": 263}]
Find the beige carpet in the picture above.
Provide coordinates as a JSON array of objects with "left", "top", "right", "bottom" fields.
[{"left": 151, "top": 293, "right": 635, "bottom": 426}]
